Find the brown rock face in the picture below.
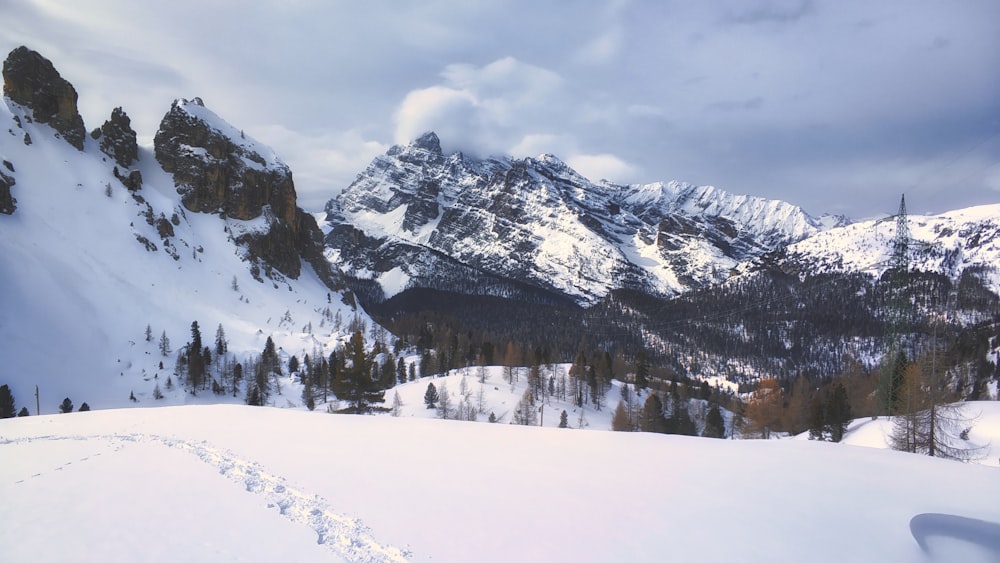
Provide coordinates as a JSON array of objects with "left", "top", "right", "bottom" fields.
[
  {"left": 2, "top": 46, "right": 86, "bottom": 150},
  {"left": 92, "top": 106, "right": 139, "bottom": 169},
  {"left": 153, "top": 98, "right": 341, "bottom": 289}
]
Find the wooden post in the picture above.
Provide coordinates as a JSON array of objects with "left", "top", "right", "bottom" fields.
[{"left": 35, "top": 384, "right": 39, "bottom": 416}]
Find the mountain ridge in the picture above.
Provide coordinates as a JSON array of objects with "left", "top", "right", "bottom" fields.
[{"left": 324, "top": 132, "right": 843, "bottom": 307}]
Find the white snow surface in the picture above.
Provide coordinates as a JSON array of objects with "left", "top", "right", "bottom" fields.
[
  {"left": 775, "top": 204, "right": 1000, "bottom": 292},
  {"left": 2, "top": 401, "right": 999, "bottom": 562},
  {"left": 0, "top": 97, "right": 366, "bottom": 413}
]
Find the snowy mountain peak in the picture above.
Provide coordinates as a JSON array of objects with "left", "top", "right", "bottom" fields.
[
  {"left": 762, "top": 203, "right": 1000, "bottom": 293},
  {"left": 325, "top": 133, "right": 833, "bottom": 306},
  {"left": 411, "top": 131, "right": 442, "bottom": 154}
]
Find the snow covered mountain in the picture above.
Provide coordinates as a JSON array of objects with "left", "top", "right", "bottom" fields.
[
  {"left": 324, "top": 132, "right": 842, "bottom": 307},
  {"left": 0, "top": 47, "right": 364, "bottom": 413},
  {"left": 750, "top": 204, "right": 1000, "bottom": 293}
]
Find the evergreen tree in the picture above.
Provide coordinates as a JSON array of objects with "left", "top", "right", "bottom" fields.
[
  {"left": 668, "top": 401, "right": 698, "bottom": 436},
  {"left": 808, "top": 396, "right": 826, "bottom": 440},
  {"left": 558, "top": 409, "right": 569, "bottom": 428},
  {"left": 424, "top": 382, "right": 439, "bottom": 409},
  {"left": 59, "top": 397, "right": 73, "bottom": 413},
  {"left": 145, "top": 324, "right": 153, "bottom": 342},
  {"left": 703, "top": 404, "right": 726, "bottom": 438},
  {"left": 825, "top": 383, "right": 852, "bottom": 442},
  {"left": 0, "top": 384, "right": 16, "bottom": 418},
  {"left": 639, "top": 394, "right": 668, "bottom": 433},
  {"left": 634, "top": 349, "right": 649, "bottom": 390},
  {"left": 17, "top": 406, "right": 29, "bottom": 417},
  {"left": 249, "top": 337, "right": 278, "bottom": 406},
  {"left": 288, "top": 355, "right": 300, "bottom": 375},
  {"left": 301, "top": 373, "right": 316, "bottom": 411},
  {"left": 214, "top": 323, "right": 228, "bottom": 357},
  {"left": 78, "top": 402, "right": 90, "bottom": 412},
  {"left": 397, "top": 357, "right": 408, "bottom": 385},
  {"left": 334, "top": 330, "right": 384, "bottom": 414},
  {"left": 187, "top": 321, "right": 205, "bottom": 392},
  {"left": 159, "top": 331, "right": 171, "bottom": 356}
]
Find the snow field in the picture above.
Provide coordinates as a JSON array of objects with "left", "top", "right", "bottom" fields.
[{"left": 2, "top": 404, "right": 998, "bottom": 562}]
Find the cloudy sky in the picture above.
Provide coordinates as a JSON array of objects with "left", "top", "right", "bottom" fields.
[{"left": 3, "top": 0, "right": 998, "bottom": 218}]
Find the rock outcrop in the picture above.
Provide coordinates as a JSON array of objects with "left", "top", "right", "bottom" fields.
[
  {"left": 92, "top": 106, "right": 142, "bottom": 190},
  {"left": 2, "top": 46, "right": 86, "bottom": 150},
  {"left": 154, "top": 98, "right": 340, "bottom": 290},
  {"left": 0, "top": 160, "right": 15, "bottom": 215}
]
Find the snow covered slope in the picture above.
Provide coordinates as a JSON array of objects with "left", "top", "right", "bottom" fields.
[
  {"left": 324, "top": 132, "right": 838, "bottom": 306},
  {"left": 0, "top": 49, "right": 366, "bottom": 413},
  {"left": 2, "top": 404, "right": 998, "bottom": 562},
  {"left": 756, "top": 204, "right": 1000, "bottom": 292}
]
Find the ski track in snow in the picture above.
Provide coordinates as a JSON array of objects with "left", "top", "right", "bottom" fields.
[{"left": 6, "top": 433, "right": 411, "bottom": 563}]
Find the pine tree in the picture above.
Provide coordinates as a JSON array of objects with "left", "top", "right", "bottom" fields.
[
  {"left": 0, "top": 384, "right": 16, "bottom": 418},
  {"left": 17, "top": 406, "right": 29, "bottom": 417},
  {"left": 248, "top": 337, "right": 279, "bottom": 407},
  {"left": 78, "top": 402, "right": 90, "bottom": 412},
  {"left": 59, "top": 397, "right": 73, "bottom": 413},
  {"left": 825, "top": 382, "right": 852, "bottom": 442},
  {"left": 639, "top": 394, "right": 668, "bottom": 433},
  {"left": 634, "top": 349, "right": 649, "bottom": 390},
  {"left": 214, "top": 324, "right": 228, "bottom": 356},
  {"left": 424, "top": 382, "right": 439, "bottom": 409},
  {"left": 159, "top": 331, "right": 171, "bottom": 356},
  {"left": 300, "top": 371, "right": 316, "bottom": 410},
  {"left": 807, "top": 396, "right": 826, "bottom": 440},
  {"left": 703, "top": 404, "right": 726, "bottom": 438},
  {"left": 668, "top": 401, "right": 698, "bottom": 436},
  {"left": 145, "top": 324, "right": 153, "bottom": 342},
  {"left": 187, "top": 321, "right": 205, "bottom": 392},
  {"left": 331, "top": 331, "right": 384, "bottom": 414},
  {"left": 558, "top": 409, "right": 569, "bottom": 428}
]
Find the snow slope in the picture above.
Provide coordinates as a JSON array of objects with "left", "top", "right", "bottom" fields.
[
  {"left": 765, "top": 204, "right": 1000, "bottom": 292},
  {"left": 2, "top": 405, "right": 998, "bottom": 562},
  {"left": 0, "top": 98, "right": 366, "bottom": 413}
]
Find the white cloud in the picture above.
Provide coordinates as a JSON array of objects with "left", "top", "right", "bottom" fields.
[
  {"left": 393, "top": 57, "right": 568, "bottom": 157},
  {"left": 565, "top": 153, "right": 638, "bottom": 183}
]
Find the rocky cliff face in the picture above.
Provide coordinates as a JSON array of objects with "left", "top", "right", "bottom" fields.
[
  {"left": 2, "top": 46, "right": 86, "bottom": 150},
  {"left": 92, "top": 106, "right": 142, "bottom": 190},
  {"left": 325, "top": 132, "right": 832, "bottom": 306},
  {"left": 154, "top": 98, "right": 341, "bottom": 290},
  {"left": 0, "top": 159, "right": 15, "bottom": 215}
]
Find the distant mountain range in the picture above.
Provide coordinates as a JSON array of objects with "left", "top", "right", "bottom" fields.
[
  {"left": 324, "top": 132, "right": 852, "bottom": 307},
  {"left": 2, "top": 46, "right": 997, "bottom": 410}
]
